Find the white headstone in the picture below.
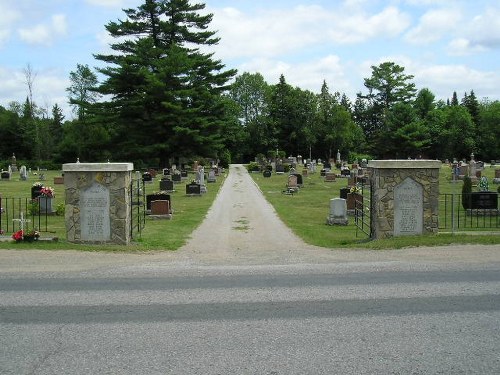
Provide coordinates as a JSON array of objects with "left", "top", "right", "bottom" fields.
[
  {"left": 327, "top": 198, "right": 348, "bottom": 225},
  {"left": 394, "top": 177, "right": 423, "bottom": 236},
  {"left": 20, "top": 165, "right": 27, "bottom": 180}
]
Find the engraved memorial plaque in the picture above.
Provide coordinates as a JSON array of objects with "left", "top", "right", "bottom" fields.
[
  {"left": 80, "top": 182, "right": 111, "bottom": 241},
  {"left": 394, "top": 177, "right": 423, "bottom": 236}
]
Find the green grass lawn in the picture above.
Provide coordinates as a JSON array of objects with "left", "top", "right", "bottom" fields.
[
  {"left": 249, "top": 165, "right": 500, "bottom": 249},
  {"left": 0, "top": 169, "right": 225, "bottom": 251},
  {"left": 0, "top": 164, "right": 499, "bottom": 252}
]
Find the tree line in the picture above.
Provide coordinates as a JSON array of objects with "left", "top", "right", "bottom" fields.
[{"left": 1, "top": 0, "right": 499, "bottom": 169}]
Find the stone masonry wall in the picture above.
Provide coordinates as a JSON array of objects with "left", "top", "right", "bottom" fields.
[
  {"left": 368, "top": 160, "right": 441, "bottom": 239},
  {"left": 63, "top": 163, "right": 133, "bottom": 245}
]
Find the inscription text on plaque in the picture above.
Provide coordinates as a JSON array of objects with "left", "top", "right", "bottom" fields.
[
  {"left": 80, "top": 182, "right": 111, "bottom": 241},
  {"left": 394, "top": 177, "right": 423, "bottom": 236}
]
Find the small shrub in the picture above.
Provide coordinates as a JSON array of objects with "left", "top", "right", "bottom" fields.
[
  {"left": 462, "top": 176, "right": 472, "bottom": 209},
  {"left": 28, "top": 200, "right": 39, "bottom": 216},
  {"left": 56, "top": 203, "right": 65, "bottom": 216}
]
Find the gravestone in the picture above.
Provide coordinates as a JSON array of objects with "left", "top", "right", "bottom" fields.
[
  {"left": 63, "top": 163, "right": 133, "bottom": 245},
  {"left": 146, "top": 193, "right": 170, "bottom": 210},
  {"left": 393, "top": 177, "right": 423, "bottom": 236},
  {"left": 263, "top": 169, "right": 272, "bottom": 178},
  {"left": 493, "top": 169, "right": 500, "bottom": 184},
  {"left": 19, "top": 166, "right": 27, "bottom": 181},
  {"left": 150, "top": 200, "right": 172, "bottom": 218},
  {"left": 326, "top": 198, "right": 348, "bottom": 225},
  {"left": 287, "top": 175, "right": 299, "bottom": 192},
  {"left": 162, "top": 168, "right": 170, "bottom": 176},
  {"left": 290, "top": 173, "right": 303, "bottom": 187},
  {"left": 186, "top": 182, "right": 201, "bottom": 196},
  {"left": 172, "top": 173, "right": 181, "bottom": 183},
  {"left": 1, "top": 171, "right": 10, "bottom": 180},
  {"left": 10, "top": 153, "right": 17, "bottom": 172},
  {"left": 142, "top": 172, "right": 153, "bottom": 183},
  {"left": 276, "top": 165, "right": 285, "bottom": 174},
  {"left": 160, "top": 179, "right": 174, "bottom": 192},
  {"left": 181, "top": 170, "right": 188, "bottom": 180},
  {"left": 324, "top": 172, "right": 336, "bottom": 182},
  {"left": 207, "top": 170, "right": 216, "bottom": 183}
]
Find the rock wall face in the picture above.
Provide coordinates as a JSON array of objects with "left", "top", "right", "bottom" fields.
[
  {"left": 368, "top": 160, "right": 441, "bottom": 239},
  {"left": 63, "top": 163, "right": 133, "bottom": 245}
]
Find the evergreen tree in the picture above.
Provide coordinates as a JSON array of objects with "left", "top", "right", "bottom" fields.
[
  {"left": 450, "top": 91, "right": 459, "bottom": 106},
  {"left": 94, "top": 0, "right": 236, "bottom": 166},
  {"left": 461, "top": 90, "right": 480, "bottom": 126},
  {"left": 67, "top": 64, "right": 100, "bottom": 121}
]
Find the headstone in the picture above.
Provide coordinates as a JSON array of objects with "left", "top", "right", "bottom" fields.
[
  {"left": 326, "top": 198, "right": 348, "bottom": 225},
  {"left": 290, "top": 173, "right": 303, "bottom": 187},
  {"left": 142, "top": 172, "right": 153, "bottom": 183},
  {"left": 276, "top": 165, "right": 284, "bottom": 174},
  {"left": 146, "top": 193, "right": 170, "bottom": 210},
  {"left": 393, "top": 177, "right": 423, "bottom": 236},
  {"left": 1, "top": 171, "right": 10, "bottom": 180},
  {"left": 53, "top": 176, "right": 64, "bottom": 184},
  {"left": 172, "top": 173, "right": 181, "bottom": 183},
  {"left": 162, "top": 168, "right": 170, "bottom": 176},
  {"left": 340, "top": 187, "right": 350, "bottom": 200},
  {"left": 186, "top": 182, "right": 201, "bottom": 195},
  {"left": 19, "top": 166, "right": 27, "bottom": 181},
  {"left": 181, "top": 170, "right": 188, "bottom": 180},
  {"left": 287, "top": 175, "right": 299, "bottom": 192},
  {"left": 160, "top": 179, "right": 174, "bottom": 192},
  {"left": 324, "top": 172, "right": 336, "bottom": 182},
  {"left": 207, "top": 170, "right": 216, "bottom": 183},
  {"left": 150, "top": 200, "right": 172, "bottom": 218},
  {"left": 263, "top": 169, "right": 272, "bottom": 178},
  {"left": 469, "top": 159, "right": 477, "bottom": 177},
  {"left": 494, "top": 169, "right": 500, "bottom": 184},
  {"left": 10, "top": 153, "right": 17, "bottom": 172}
]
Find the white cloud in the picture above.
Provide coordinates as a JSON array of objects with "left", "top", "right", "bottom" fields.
[
  {"left": 18, "top": 14, "right": 67, "bottom": 46},
  {"left": 0, "top": 3, "right": 20, "bottom": 47},
  {"left": 405, "top": 8, "right": 462, "bottom": 44},
  {"left": 329, "top": 6, "right": 411, "bottom": 43},
  {"left": 211, "top": 4, "right": 410, "bottom": 61},
  {"left": 467, "top": 7, "right": 500, "bottom": 49}
]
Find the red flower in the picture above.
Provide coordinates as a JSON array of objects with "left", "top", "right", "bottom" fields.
[{"left": 12, "top": 230, "right": 23, "bottom": 242}]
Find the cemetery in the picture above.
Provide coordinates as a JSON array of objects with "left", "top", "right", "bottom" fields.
[{"left": 0, "top": 153, "right": 499, "bottom": 249}]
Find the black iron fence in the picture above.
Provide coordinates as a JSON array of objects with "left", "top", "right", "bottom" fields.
[
  {"left": 130, "top": 177, "right": 146, "bottom": 239},
  {"left": 0, "top": 196, "right": 59, "bottom": 235},
  {"left": 439, "top": 193, "right": 499, "bottom": 231}
]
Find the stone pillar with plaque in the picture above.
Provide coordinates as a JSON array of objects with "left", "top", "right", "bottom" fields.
[
  {"left": 63, "top": 163, "right": 134, "bottom": 245},
  {"left": 368, "top": 160, "right": 441, "bottom": 239}
]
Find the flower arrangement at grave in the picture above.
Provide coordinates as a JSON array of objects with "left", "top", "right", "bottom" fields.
[
  {"left": 349, "top": 183, "right": 361, "bottom": 194},
  {"left": 478, "top": 176, "right": 489, "bottom": 192},
  {"left": 39, "top": 186, "right": 55, "bottom": 198},
  {"left": 12, "top": 229, "right": 40, "bottom": 242},
  {"left": 32, "top": 182, "right": 43, "bottom": 188}
]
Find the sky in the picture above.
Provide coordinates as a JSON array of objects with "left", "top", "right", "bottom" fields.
[{"left": 0, "top": 0, "right": 499, "bottom": 119}]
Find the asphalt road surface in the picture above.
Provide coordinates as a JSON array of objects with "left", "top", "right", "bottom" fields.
[{"left": 1, "top": 262, "right": 500, "bottom": 375}]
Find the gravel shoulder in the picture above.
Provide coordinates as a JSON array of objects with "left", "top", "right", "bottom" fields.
[{"left": 0, "top": 164, "right": 499, "bottom": 274}]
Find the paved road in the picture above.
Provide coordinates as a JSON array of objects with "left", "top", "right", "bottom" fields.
[{"left": 2, "top": 263, "right": 500, "bottom": 374}]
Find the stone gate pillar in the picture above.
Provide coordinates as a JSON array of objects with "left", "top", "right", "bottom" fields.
[
  {"left": 63, "top": 163, "right": 134, "bottom": 245},
  {"left": 368, "top": 160, "right": 441, "bottom": 239}
]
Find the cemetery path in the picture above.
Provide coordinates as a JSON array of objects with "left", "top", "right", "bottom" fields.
[{"left": 175, "top": 164, "right": 333, "bottom": 265}]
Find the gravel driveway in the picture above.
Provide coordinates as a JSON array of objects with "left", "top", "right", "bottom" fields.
[{"left": 0, "top": 164, "right": 499, "bottom": 273}]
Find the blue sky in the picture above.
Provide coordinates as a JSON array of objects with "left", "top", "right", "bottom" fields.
[{"left": 0, "top": 0, "right": 499, "bottom": 119}]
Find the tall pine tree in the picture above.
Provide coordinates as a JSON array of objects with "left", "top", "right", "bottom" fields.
[{"left": 94, "top": 0, "right": 236, "bottom": 166}]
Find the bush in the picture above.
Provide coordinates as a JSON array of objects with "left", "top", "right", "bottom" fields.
[{"left": 246, "top": 162, "right": 260, "bottom": 172}]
